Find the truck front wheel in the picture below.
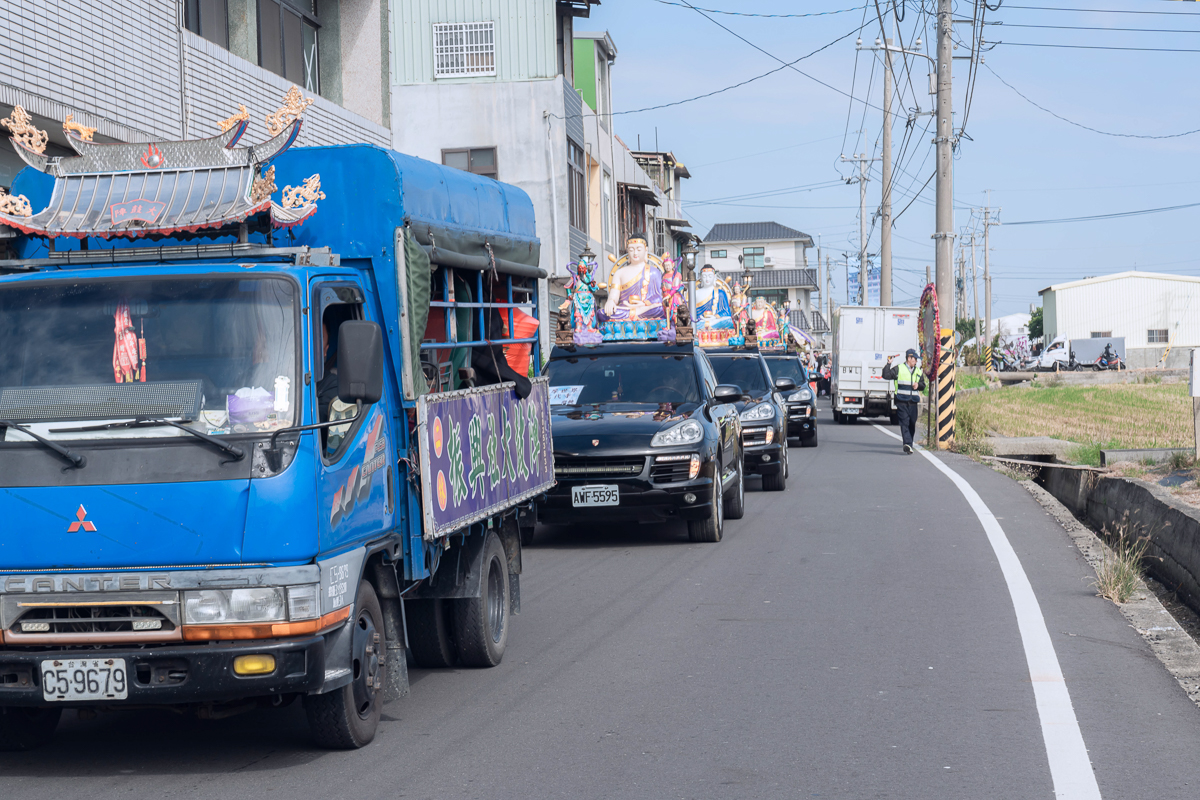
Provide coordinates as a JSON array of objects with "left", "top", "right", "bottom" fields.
[
  {"left": 305, "top": 580, "right": 386, "bottom": 749},
  {"left": 453, "top": 532, "right": 510, "bottom": 668},
  {"left": 0, "top": 707, "right": 60, "bottom": 751}
]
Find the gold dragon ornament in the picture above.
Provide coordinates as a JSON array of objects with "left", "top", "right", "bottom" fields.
[
  {"left": 265, "top": 87, "right": 314, "bottom": 136},
  {"left": 281, "top": 175, "right": 325, "bottom": 209},
  {"left": 62, "top": 114, "right": 96, "bottom": 141},
  {"left": 251, "top": 165, "right": 277, "bottom": 204},
  {"left": 216, "top": 104, "right": 250, "bottom": 133},
  {"left": 0, "top": 188, "right": 32, "bottom": 217},
  {"left": 0, "top": 106, "right": 48, "bottom": 154}
]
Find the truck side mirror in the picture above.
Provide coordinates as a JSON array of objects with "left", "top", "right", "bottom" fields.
[
  {"left": 337, "top": 320, "right": 385, "bottom": 405},
  {"left": 774, "top": 377, "right": 796, "bottom": 391}
]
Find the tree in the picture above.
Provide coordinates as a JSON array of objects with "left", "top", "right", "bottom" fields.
[
  {"left": 955, "top": 317, "right": 977, "bottom": 344},
  {"left": 1029, "top": 306, "right": 1043, "bottom": 340}
]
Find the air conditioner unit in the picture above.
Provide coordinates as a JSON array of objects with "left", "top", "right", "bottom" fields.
[{"left": 762, "top": 256, "right": 774, "bottom": 266}]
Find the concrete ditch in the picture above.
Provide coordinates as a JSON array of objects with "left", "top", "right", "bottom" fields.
[{"left": 1023, "top": 461, "right": 1200, "bottom": 617}]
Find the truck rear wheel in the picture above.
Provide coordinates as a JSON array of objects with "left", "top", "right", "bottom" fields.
[
  {"left": 0, "top": 707, "right": 60, "bottom": 751},
  {"left": 305, "top": 580, "right": 386, "bottom": 749},
  {"left": 453, "top": 532, "right": 509, "bottom": 667},
  {"left": 405, "top": 599, "right": 457, "bottom": 668}
]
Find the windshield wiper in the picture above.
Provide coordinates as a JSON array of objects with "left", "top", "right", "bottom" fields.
[
  {"left": 51, "top": 418, "right": 245, "bottom": 463},
  {"left": 0, "top": 420, "right": 87, "bottom": 470}
]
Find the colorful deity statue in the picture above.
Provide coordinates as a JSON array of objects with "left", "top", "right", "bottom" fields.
[
  {"left": 731, "top": 279, "right": 752, "bottom": 333},
  {"left": 660, "top": 253, "right": 685, "bottom": 322},
  {"left": 560, "top": 256, "right": 603, "bottom": 344},
  {"left": 599, "top": 232, "right": 666, "bottom": 322},
  {"left": 695, "top": 265, "right": 735, "bottom": 330},
  {"left": 750, "top": 295, "right": 781, "bottom": 341},
  {"left": 778, "top": 299, "right": 792, "bottom": 342}
]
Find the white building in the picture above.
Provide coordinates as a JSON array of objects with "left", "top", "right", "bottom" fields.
[
  {"left": 0, "top": 0, "right": 392, "bottom": 191},
  {"left": 700, "top": 222, "right": 824, "bottom": 332},
  {"left": 1039, "top": 271, "right": 1200, "bottom": 368}
]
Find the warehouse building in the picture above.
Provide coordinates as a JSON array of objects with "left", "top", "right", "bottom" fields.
[{"left": 1039, "top": 271, "right": 1200, "bottom": 368}]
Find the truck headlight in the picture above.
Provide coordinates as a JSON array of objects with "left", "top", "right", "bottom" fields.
[
  {"left": 184, "top": 587, "right": 290, "bottom": 624},
  {"left": 740, "top": 403, "right": 775, "bottom": 422},
  {"left": 651, "top": 420, "right": 703, "bottom": 447}
]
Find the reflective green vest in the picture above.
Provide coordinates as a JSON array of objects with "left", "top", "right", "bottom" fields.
[{"left": 895, "top": 362, "right": 922, "bottom": 402}]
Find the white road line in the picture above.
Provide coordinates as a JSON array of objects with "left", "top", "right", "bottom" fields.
[{"left": 872, "top": 423, "right": 1101, "bottom": 800}]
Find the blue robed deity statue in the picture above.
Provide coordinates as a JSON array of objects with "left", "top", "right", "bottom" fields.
[
  {"left": 598, "top": 232, "right": 667, "bottom": 322},
  {"left": 695, "top": 265, "right": 735, "bottom": 330}
]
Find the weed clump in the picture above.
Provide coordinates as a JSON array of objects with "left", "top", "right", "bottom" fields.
[
  {"left": 1167, "top": 450, "right": 1195, "bottom": 472},
  {"left": 952, "top": 401, "right": 993, "bottom": 457},
  {"left": 1093, "top": 520, "right": 1150, "bottom": 604}
]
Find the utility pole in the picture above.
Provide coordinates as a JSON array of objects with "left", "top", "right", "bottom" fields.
[
  {"left": 827, "top": 255, "right": 834, "bottom": 325},
  {"left": 970, "top": 233, "right": 981, "bottom": 354},
  {"left": 983, "top": 207, "right": 992, "bottom": 368},
  {"left": 841, "top": 153, "right": 879, "bottom": 304},
  {"left": 881, "top": 34, "right": 894, "bottom": 305},
  {"left": 934, "top": 0, "right": 955, "bottom": 324}
]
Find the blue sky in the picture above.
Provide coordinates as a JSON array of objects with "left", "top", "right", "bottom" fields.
[{"left": 583, "top": 0, "right": 1200, "bottom": 317}]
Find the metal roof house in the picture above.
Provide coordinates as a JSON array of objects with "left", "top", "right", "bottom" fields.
[
  {"left": 1039, "top": 271, "right": 1200, "bottom": 368},
  {"left": 700, "top": 221, "right": 825, "bottom": 333}
]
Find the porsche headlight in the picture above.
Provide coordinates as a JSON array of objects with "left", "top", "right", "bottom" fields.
[
  {"left": 796, "top": 388, "right": 813, "bottom": 401},
  {"left": 740, "top": 403, "right": 775, "bottom": 422},
  {"left": 651, "top": 419, "right": 704, "bottom": 447}
]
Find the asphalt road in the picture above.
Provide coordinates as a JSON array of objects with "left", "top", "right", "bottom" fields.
[{"left": 3, "top": 402, "right": 1198, "bottom": 798}]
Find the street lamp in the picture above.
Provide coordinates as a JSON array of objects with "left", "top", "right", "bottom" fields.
[{"left": 680, "top": 239, "right": 698, "bottom": 282}]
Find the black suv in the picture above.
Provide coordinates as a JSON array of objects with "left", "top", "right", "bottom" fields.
[
  {"left": 705, "top": 349, "right": 792, "bottom": 492},
  {"left": 762, "top": 354, "right": 818, "bottom": 447},
  {"left": 540, "top": 341, "right": 744, "bottom": 543}
]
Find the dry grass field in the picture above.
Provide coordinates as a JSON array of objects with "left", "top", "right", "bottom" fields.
[{"left": 957, "top": 382, "right": 1195, "bottom": 450}]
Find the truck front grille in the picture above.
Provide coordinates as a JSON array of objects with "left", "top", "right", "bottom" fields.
[
  {"left": 554, "top": 456, "right": 645, "bottom": 479},
  {"left": 13, "top": 604, "right": 175, "bottom": 635}
]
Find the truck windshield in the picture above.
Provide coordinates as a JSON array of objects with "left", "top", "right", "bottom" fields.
[
  {"left": 765, "top": 358, "right": 807, "bottom": 383},
  {"left": 0, "top": 276, "right": 297, "bottom": 437},
  {"left": 547, "top": 354, "right": 700, "bottom": 405},
  {"left": 709, "top": 356, "right": 770, "bottom": 393}
]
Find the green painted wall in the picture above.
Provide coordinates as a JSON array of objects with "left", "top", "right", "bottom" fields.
[{"left": 573, "top": 38, "right": 596, "bottom": 111}]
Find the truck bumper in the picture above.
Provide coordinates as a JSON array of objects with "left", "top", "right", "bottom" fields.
[{"left": 0, "top": 636, "right": 326, "bottom": 707}]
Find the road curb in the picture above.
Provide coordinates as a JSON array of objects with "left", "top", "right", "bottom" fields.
[{"left": 1019, "top": 479, "right": 1200, "bottom": 709}]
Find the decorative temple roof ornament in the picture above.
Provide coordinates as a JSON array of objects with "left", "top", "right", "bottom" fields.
[
  {"left": 251, "top": 165, "right": 277, "bottom": 204},
  {"left": 1, "top": 106, "right": 48, "bottom": 155},
  {"left": 0, "top": 95, "right": 319, "bottom": 239},
  {"left": 281, "top": 174, "right": 324, "bottom": 209},
  {"left": 265, "top": 87, "right": 314, "bottom": 136},
  {"left": 0, "top": 188, "right": 32, "bottom": 218},
  {"left": 217, "top": 104, "right": 250, "bottom": 133},
  {"left": 62, "top": 114, "right": 96, "bottom": 141}
]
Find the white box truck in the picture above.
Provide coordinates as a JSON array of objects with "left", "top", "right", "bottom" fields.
[{"left": 832, "top": 306, "right": 920, "bottom": 423}]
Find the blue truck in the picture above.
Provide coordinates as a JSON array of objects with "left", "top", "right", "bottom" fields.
[{"left": 0, "top": 110, "right": 552, "bottom": 749}]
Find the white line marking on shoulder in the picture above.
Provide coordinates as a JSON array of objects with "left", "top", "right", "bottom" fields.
[{"left": 871, "top": 423, "right": 1101, "bottom": 799}]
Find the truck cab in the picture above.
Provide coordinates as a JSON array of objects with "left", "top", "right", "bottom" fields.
[{"left": 0, "top": 106, "right": 551, "bottom": 750}]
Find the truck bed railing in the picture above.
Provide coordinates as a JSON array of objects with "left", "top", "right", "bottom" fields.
[{"left": 0, "top": 243, "right": 339, "bottom": 271}]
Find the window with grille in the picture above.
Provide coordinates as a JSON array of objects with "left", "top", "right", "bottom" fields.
[
  {"left": 568, "top": 142, "right": 586, "bottom": 232},
  {"left": 1148, "top": 329, "right": 1169, "bottom": 344},
  {"left": 1090, "top": 331, "right": 1111, "bottom": 338},
  {"left": 433, "top": 22, "right": 496, "bottom": 78}
]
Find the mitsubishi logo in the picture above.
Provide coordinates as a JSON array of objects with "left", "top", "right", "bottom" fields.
[{"left": 68, "top": 505, "right": 97, "bottom": 532}]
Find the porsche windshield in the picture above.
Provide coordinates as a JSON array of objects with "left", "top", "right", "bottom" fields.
[
  {"left": 0, "top": 276, "right": 297, "bottom": 438},
  {"left": 546, "top": 354, "right": 700, "bottom": 405},
  {"left": 764, "top": 358, "right": 807, "bottom": 383},
  {"left": 709, "top": 356, "right": 770, "bottom": 393}
]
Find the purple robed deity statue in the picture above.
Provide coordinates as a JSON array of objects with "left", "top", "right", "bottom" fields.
[{"left": 599, "top": 232, "right": 667, "bottom": 322}]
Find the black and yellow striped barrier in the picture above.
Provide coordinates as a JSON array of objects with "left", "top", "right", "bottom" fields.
[
  {"left": 937, "top": 328, "right": 955, "bottom": 449},
  {"left": 983, "top": 344, "right": 993, "bottom": 373}
]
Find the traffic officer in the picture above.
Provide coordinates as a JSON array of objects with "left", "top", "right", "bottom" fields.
[{"left": 881, "top": 348, "right": 926, "bottom": 454}]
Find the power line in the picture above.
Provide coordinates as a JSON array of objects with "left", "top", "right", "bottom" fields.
[
  {"left": 1005, "top": 201, "right": 1200, "bottom": 226},
  {"left": 652, "top": 1, "right": 867, "bottom": 19},
  {"left": 995, "top": 41, "right": 1200, "bottom": 53},
  {"left": 1003, "top": 4, "right": 1200, "bottom": 16},
  {"left": 983, "top": 62, "right": 1200, "bottom": 138},
  {"left": 690, "top": 135, "right": 843, "bottom": 168},
  {"left": 993, "top": 22, "right": 1200, "bottom": 34}
]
